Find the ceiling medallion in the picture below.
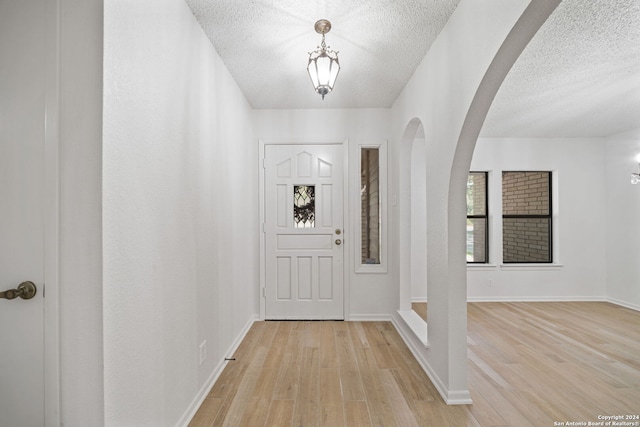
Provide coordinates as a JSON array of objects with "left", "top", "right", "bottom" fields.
[{"left": 307, "top": 19, "right": 340, "bottom": 100}]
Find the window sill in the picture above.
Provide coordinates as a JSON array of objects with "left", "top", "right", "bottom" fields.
[
  {"left": 397, "top": 310, "right": 428, "bottom": 347},
  {"left": 467, "top": 264, "right": 497, "bottom": 271},
  {"left": 500, "top": 263, "right": 564, "bottom": 271},
  {"left": 355, "top": 265, "right": 387, "bottom": 274}
]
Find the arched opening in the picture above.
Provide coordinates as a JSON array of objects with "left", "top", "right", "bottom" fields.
[
  {"left": 398, "top": 118, "right": 428, "bottom": 344},
  {"left": 410, "top": 134, "right": 427, "bottom": 304},
  {"left": 390, "top": 1, "right": 562, "bottom": 405}
]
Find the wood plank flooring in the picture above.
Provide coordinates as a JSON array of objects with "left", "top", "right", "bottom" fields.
[{"left": 189, "top": 302, "right": 640, "bottom": 426}]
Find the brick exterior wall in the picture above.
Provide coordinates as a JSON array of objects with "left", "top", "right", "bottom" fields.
[{"left": 502, "top": 171, "right": 551, "bottom": 262}]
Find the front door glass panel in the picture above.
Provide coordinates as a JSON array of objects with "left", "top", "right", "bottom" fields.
[{"left": 294, "top": 185, "right": 315, "bottom": 228}]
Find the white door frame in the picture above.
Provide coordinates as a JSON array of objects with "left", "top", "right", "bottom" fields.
[
  {"left": 44, "top": 0, "right": 61, "bottom": 424},
  {"left": 259, "top": 138, "right": 350, "bottom": 320}
]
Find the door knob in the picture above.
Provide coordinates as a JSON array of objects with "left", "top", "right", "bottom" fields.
[
  {"left": 0, "top": 281, "right": 37, "bottom": 300},
  {"left": 335, "top": 239, "right": 342, "bottom": 245}
]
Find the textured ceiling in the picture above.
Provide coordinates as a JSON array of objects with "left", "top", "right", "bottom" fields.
[
  {"left": 185, "top": 0, "right": 640, "bottom": 137},
  {"left": 481, "top": 0, "right": 640, "bottom": 138},
  {"left": 184, "top": 0, "right": 460, "bottom": 109}
]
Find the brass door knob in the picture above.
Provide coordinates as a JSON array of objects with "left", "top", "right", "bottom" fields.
[{"left": 335, "top": 239, "right": 342, "bottom": 245}]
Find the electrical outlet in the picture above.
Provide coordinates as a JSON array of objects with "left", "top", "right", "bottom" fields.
[{"left": 199, "top": 340, "right": 207, "bottom": 365}]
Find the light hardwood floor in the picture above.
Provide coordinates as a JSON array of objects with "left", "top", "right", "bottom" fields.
[{"left": 189, "top": 302, "right": 640, "bottom": 426}]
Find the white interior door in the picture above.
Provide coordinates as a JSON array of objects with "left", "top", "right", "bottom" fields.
[
  {"left": 264, "top": 144, "right": 344, "bottom": 319},
  {"left": 0, "top": 1, "right": 47, "bottom": 425}
]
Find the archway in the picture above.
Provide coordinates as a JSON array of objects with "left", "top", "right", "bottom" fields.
[
  {"left": 390, "top": 0, "right": 562, "bottom": 404},
  {"left": 398, "top": 118, "right": 428, "bottom": 343}
]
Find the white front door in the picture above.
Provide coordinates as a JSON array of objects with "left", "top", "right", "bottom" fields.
[
  {"left": 0, "top": 1, "right": 47, "bottom": 425},
  {"left": 264, "top": 144, "right": 345, "bottom": 319}
]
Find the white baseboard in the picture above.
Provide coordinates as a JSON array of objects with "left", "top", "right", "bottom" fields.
[
  {"left": 391, "top": 313, "right": 472, "bottom": 406},
  {"left": 446, "top": 390, "right": 474, "bottom": 405},
  {"left": 348, "top": 314, "right": 393, "bottom": 321},
  {"left": 607, "top": 297, "right": 640, "bottom": 312},
  {"left": 416, "top": 296, "right": 612, "bottom": 303},
  {"left": 467, "top": 296, "right": 606, "bottom": 303},
  {"left": 177, "top": 314, "right": 258, "bottom": 427},
  {"left": 466, "top": 296, "right": 640, "bottom": 312}
]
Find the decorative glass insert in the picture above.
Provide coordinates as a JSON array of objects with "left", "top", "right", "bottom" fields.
[{"left": 294, "top": 185, "right": 315, "bottom": 228}]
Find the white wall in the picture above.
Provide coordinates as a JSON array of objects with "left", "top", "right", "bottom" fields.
[
  {"left": 103, "top": 0, "right": 257, "bottom": 425},
  {"left": 468, "top": 137, "right": 608, "bottom": 301},
  {"left": 253, "top": 108, "right": 394, "bottom": 318},
  {"left": 605, "top": 129, "right": 640, "bottom": 310}
]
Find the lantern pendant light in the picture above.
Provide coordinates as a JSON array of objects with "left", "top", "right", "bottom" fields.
[{"left": 307, "top": 19, "right": 340, "bottom": 100}]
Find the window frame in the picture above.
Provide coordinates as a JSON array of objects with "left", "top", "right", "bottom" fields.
[
  {"left": 501, "top": 170, "right": 553, "bottom": 264},
  {"left": 354, "top": 142, "right": 388, "bottom": 274},
  {"left": 467, "top": 171, "right": 489, "bottom": 264}
]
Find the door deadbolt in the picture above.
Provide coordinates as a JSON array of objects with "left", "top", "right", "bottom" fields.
[{"left": 335, "top": 229, "right": 341, "bottom": 235}]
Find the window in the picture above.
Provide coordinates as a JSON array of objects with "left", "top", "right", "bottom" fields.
[
  {"left": 361, "top": 148, "right": 380, "bottom": 264},
  {"left": 293, "top": 185, "right": 315, "bottom": 228},
  {"left": 467, "top": 172, "right": 488, "bottom": 263},
  {"left": 356, "top": 143, "right": 387, "bottom": 273},
  {"left": 502, "top": 171, "right": 552, "bottom": 263}
]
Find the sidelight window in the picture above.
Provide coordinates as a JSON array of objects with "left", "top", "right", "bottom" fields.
[
  {"left": 357, "top": 143, "right": 387, "bottom": 273},
  {"left": 361, "top": 148, "right": 380, "bottom": 264}
]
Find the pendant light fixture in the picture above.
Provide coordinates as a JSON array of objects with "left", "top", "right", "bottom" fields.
[{"left": 307, "top": 19, "right": 340, "bottom": 100}]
